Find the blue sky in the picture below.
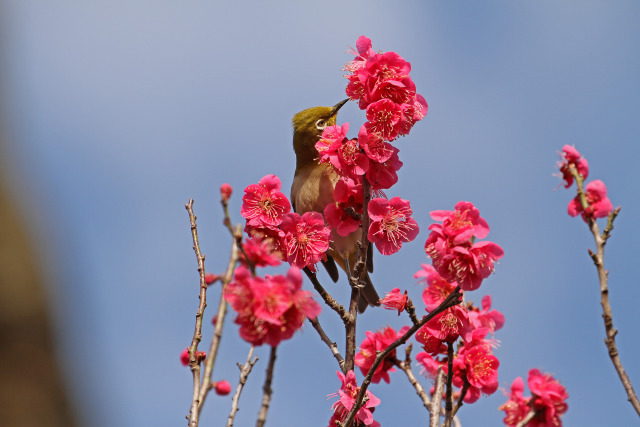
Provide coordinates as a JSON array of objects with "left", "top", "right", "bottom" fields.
[{"left": 1, "top": 1, "right": 639, "bottom": 426}]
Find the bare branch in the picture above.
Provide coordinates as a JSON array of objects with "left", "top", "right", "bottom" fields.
[
  {"left": 185, "top": 199, "right": 209, "bottom": 427},
  {"left": 308, "top": 316, "right": 346, "bottom": 373},
  {"left": 429, "top": 368, "right": 445, "bottom": 427},
  {"left": 197, "top": 224, "right": 242, "bottom": 410},
  {"left": 396, "top": 344, "right": 431, "bottom": 411},
  {"left": 256, "top": 346, "right": 278, "bottom": 427},
  {"left": 303, "top": 267, "right": 347, "bottom": 319},
  {"left": 338, "top": 286, "right": 462, "bottom": 427},
  {"left": 442, "top": 343, "right": 454, "bottom": 427},
  {"left": 226, "top": 347, "right": 258, "bottom": 427},
  {"left": 569, "top": 165, "right": 640, "bottom": 416}
]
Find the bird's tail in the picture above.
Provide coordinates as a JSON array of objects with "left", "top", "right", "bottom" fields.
[{"left": 357, "top": 271, "right": 379, "bottom": 313}]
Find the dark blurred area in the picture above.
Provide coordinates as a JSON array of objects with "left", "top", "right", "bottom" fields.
[{"left": 0, "top": 4, "right": 77, "bottom": 425}]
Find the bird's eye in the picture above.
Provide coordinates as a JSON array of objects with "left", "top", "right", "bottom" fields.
[{"left": 315, "top": 119, "right": 327, "bottom": 130}]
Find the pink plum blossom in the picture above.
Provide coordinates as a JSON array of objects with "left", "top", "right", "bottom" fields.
[
  {"left": 368, "top": 197, "right": 419, "bottom": 255},
  {"left": 366, "top": 146, "right": 403, "bottom": 190},
  {"left": 280, "top": 212, "right": 330, "bottom": 271},
  {"left": 328, "top": 370, "right": 381, "bottom": 427},
  {"left": 557, "top": 144, "right": 589, "bottom": 188},
  {"left": 355, "top": 325, "right": 410, "bottom": 384},
  {"left": 240, "top": 236, "right": 282, "bottom": 267},
  {"left": 241, "top": 175, "right": 291, "bottom": 228},
  {"left": 468, "top": 295, "right": 505, "bottom": 334},
  {"left": 224, "top": 267, "right": 321, "bottom": 347},
  {"left": 324, "top": 177, "right": 363, "bottom": 237},
  {"left": 567, "top": 179, "right": 613, "bottom": 222},
  {"left": 380, "top": 288, "right": 408, "bottom": 314},
  {"left": 415, "top": 263, "right": 458, "bottom": 312}
]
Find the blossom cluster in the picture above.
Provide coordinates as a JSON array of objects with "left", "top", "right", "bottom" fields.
[
  {"left": 327, "top": 370, "right": 381, "bottom": 427},
  {"left": 558, "top": 145, "right": 613, "bottom": 222},
  {"left": 223, "top": 266, "right": 321, "bottom": 346},
  {"left": 414, "top": 265, "right": 504, "bottom": 403},
  {"left": 317, "top": 36, "right": 426, "bottom": 258},
  {"left": 425, "top": 201, "right": 504, "bottom": 291},
  {"left": 240, "top": 174, "right": 331, "bottom": 272},
  {"left": 500, "top": 369, "right": 568, "bottom": 426}
]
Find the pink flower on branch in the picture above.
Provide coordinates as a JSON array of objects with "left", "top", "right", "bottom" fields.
[
  {"left": 430, "top": 201, "right": 490, "bottom": 243},
  {"left": 280, "top": 212, "right": 330, "bottom": 271},
  {"left": 416, "top": 305, "right": 472, "bottom": 353},
  {"left": 425, "top": 201, "right": 503, "bottom": 291},
  {"left": 328, "top": 370, "right": 381, "bottom": 427},
  {"left": 528, "top": 369, "right": 569, "bottom": 426},
  {"left": 366, "top": 146, "right": 403, "bottom": 190},
  {"left": 368, "top": 197, "right": 419, "bottom": 255},
  {"left": 344, "top": 35, "right": 428, "bottom": 138},
  {"left": 324, "top": 177, "right": 363, "bottom": 237},
  {"left": 557, "top": 144, "right": 589, "bottom": 188},
  {"left": 355, "top": 325, "right": 410, "bottom": 384},
  {"left": 567, "top": 179, "right": 613, "bottom": 222},
  {"left": 224, "top": 267, "right": 321, "bottom": 347},
  {"left": 241, "top": 175, "right": 291, "bottom": 228},
  {"left": 240, "top": 236, "right": 282, "bottom": 267},
  {"left": 499, "top": 377, "right": 530, "bottom": 427},
  {"left": 380, "top": 287, "right": 408, "bottom": 314},
  {"left": 453, "top": 345, "right": 500, "bottom": 404},
  {"left": 468, "top": 295, "right": 505, "bottom": 334},
  {"left": 415, "top": 263, "right": 458, "bottom": 312},
  {"left": 500, "top": 369, "right": 568, "bottom": 426}
]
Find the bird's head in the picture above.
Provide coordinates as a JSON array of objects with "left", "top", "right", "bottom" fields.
[{"left": 292, "top": 99, "right": 349, "bottom": 168}]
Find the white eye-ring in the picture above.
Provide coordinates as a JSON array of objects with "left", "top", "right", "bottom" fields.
[{"left": 315, "top": 119, "right": 327, "bottom": 130}]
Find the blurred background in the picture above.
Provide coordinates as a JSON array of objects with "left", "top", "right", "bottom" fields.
[{"left": 1, "top": 1, "right": 639, "bottom": 426}]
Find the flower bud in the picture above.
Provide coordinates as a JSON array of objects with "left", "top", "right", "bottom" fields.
[
  {"left": 180, "top": 348, "right": 190, "bottom": 366},
  {"left": 205, "top": 273, "right": 219, "bottom": 285},
  {"left": 220, "top": 183, "right": 233, "bottom": 203},
  {"left": 214, "top": 380, "right": 231, "bottom": 395}
]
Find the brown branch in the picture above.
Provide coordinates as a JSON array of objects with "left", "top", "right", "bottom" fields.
[
  {"left": 197, "top": 224, "right": 242, "bottom": 411},
  {"left": 442, "top": 343, "right": 454, "bottom": 427},
  {"left": 185, "top": 199, "right": 209, "bottom": 427},
  {"left": 338, "top": 286, "right": 462, "bottom": 427},
  {"left": 256, "top": 346, "right": 278, "bottom": 427},
  {"left": 569, "top": 166, "right": 640, "bottom": 416},
  {"left": 515, "top": 410, "right": 536, "bottom": 427},
  {"left": 303, "top": 267, "right": 347, "bottom": 319},
  {"left": 226, "top": 346, "right": 258, "bottom": 427},
  {"left": 396, "top": 344, "right": 431, "bottom": 410},
  {"left": 405, "top": 297, "right": 420, "bottom": 326},
  {"left": 452, "top": 379, "right": 470, "bottom": 416},
  {"left": 344, "top": 284, "right": 359, "bottom": 373},
  {"left": 429, "top": 368, "right": 445, "bottom": 427},
  {"left": 308, "top": 316, "right": 346, "bottom": 373}
]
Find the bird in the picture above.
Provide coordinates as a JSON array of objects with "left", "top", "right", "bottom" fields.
[{"left": 290, "top": 99, "right": 379, "bottom": 312}]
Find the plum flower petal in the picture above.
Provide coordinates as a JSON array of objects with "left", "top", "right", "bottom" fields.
[
  {"left": 241, "top": 175, "right": 291, "bottom": 228},
  {"left": 567, "top": 179, "right": 613, "bottom": 222},
  {"left": 280, "top": 212, "right": 330, "bottom": 271},
  {"left": 368, "top": 197, "right": 419, "bottom": 255}
]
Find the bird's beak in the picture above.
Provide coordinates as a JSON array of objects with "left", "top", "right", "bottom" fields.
[{"left": 330, "top": 98, "right": 349, "bottom": 117}]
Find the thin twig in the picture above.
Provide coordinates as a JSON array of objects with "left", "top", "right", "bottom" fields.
[
  {"left": 443, "top": 343, "right": 454, "bottom": 427},
  {"left": 515, "top": 410, "right": 536, "bottom": 427},
  {"left": 344, "top": 284, "right": 359, "bottom": 373},
  {"left": 256, "top": 346, "right": 278, "bottom": 427},
  {"left": 395, "top": 344, "right": 431, "bottom": 411},
  {"left": 429, "top": 368, "right": 445, "bottom": 427},
  {"left": 405, "top": 297, "right": 420, "bottom": 326},
  {"left": 303, "top": 267, "right": 347, "bottom": 319},
  {"left": 452, "top": 379, "right": 470, "bottom": 416},
  {"left": 197, "top": 224, "right": 242, "bottom": 411},
  {"left": 308, "top": 316, "right": 346, "bottom": 373},
  {"left": 226, "top": 347, "right": 259, "bottom": 427},
  {"left": 338, "top": 286, "right": 462, "bottom": 427},
  {"left": 569, "top": 165, "right": 640, "bottom": 416},
  {"left": 185, "top": 199, "right": 208, "bottom": 427}
]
